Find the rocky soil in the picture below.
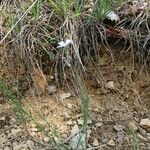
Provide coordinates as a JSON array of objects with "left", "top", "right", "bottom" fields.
[{"left": 0, "top": 46, "right": 150, "bottom": 150}]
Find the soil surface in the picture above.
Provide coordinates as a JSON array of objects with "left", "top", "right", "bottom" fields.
[{"left": 0, "top": 45, "right": 150, "bottom": 150}]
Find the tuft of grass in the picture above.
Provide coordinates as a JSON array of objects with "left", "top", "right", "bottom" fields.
[{"left": 129, "top": 126, "right": 140, "bottom": 150}]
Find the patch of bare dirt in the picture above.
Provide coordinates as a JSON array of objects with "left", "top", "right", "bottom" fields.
[{"left": 0, "top": 45, "right": 150, "bottom": 149}]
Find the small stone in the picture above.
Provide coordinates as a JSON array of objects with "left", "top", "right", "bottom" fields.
[
  {"left": 70, "top": 133, "right": 86, "bottom": 150},
  {"left": 95, "top": 122, "right": 103, "bottom": 127},
  {"left": 4, "top": 147, "right": 11, "bottom": 150},
  {"left": 70, "top": 125, "right": 79, "bottom": 136},
  {"left": 60, "top": 92, "right": 71, "bottom": 100},
  {"left": 30, "top": 128, "right": 38, "bottom": 132},
  {"left": 67, "top": 103, "right": 73, "bottom": 109},
  {"left": 47, "top": 85, "right": 57, "bottom": 95},
  {"left": 54, "top": 137, "right": 60, "bottom": 143},
  {"left": 107, "top": 139, "right": 115, "bottom": 146},
  {"left": 77, "top": 119, "right": 92, "bottom": 125},
  {"left": 63, "top": 112, "right": 70, "bottom": 119},
  {"left": 13, "top": 142, "right": 25, "bottom": 150},
  {"left": 124, "top": 136, "right": 130, "bottom": 144},
  {"left": 113, "top": 124, "right": 124, "bottom": 131},
  {"left": 26, "top": 140, "right": 35, "bottom": 149},
  {"left": 87, "top": 130, "right": 92, "bottom": 138},
  {"left": 10, "top": 118, "right": 17, "bottom": 125},
  {"left": 0, "top": 116, "right": 5, "bottom": 121},
  {"left": 140, "top": 118, "right": 150, "bottom": 131},
  {"left": 67, "top": 120, "right": 73, "bottom": 126},
  {"left": 43, "top": 137, "right": 50, "bottom": 142},
  {"left": 134, "top": 117, "right": 140, "bottom": 123},
  {"left": 77, "top": 119, "right": 84, "bottom": 125},
  {"left": 44, "top": 110, "right": 49, "bottom": 117},
  {"left": 93, "top": 138, "right": 99, "bottom": 146},
  {"left": 128, "top": 121, "right": 138, "bottom": 131},
  {"left": 11, "top": 128, "right": 22, "bottom": 137},
  {"left": 106, "top": 81, "right": 115, "bottom": 90}
]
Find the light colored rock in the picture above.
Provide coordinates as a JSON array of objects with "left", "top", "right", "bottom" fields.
[
  {"left": 77, "top": 119, "right": 92, "bottom": 125},
  {"left": 47, "top": 85, "right": 57, "bottom": 95},
  {"left": 128, "top": 121, "right": 138, "bottom": 131},
  {"left": 70, "top": 133, "right": 86, "bottom": 150},
  {"left": 0, "top": 116, "right": 5, "bottom": 121},
  {"left": 93, "top": 138, "right": 99, "bottom": 146},
  {"left": 113, "top": 124, "right": 124, "bottom": 131},
  {"left": 26, "top": 140, "right": 35, "bottom": 149},
  {"left": 11, "top": 128, "right": 22, "bottom": 137},
  {"left": 106, "top": 81, "right": 115, "bottom": 90},
  {"left": 67, "top": 120, "right": 73, "bottom": 126},
  {"left": 43, "top": 137, "right": 50, "bottom": 142},
  {"left": 63, "top": 112, "right": 70, "bottom": 119},
  {"left": 107, "top": 139, "right": 115, "bottom": 146},
  {"left": 60, "top": 92, "right": 71, "bottom": 100},
  {"left": 10, "top": 118, "right": 17, "bottom": 125},
  {"left": 13, "top": 142, "right": 24, "bottom": 150},
  {"left": 95, "top": 122, "right": 103, "bottom": 127},
  {"left": 4, "top": 147, "right": 11, "bottom": 150},
  {"left": 67, "top": 103, "right": 73, "bottom": 109},
  {"left": 139, "top": 118, "right": 150, "bottom": 131},
  {"left": 70, "top": 124, "right": 79, "bottom": 136},
  {"left": 30, "top": 128, "right": 38, "bottom": 132},
  {"left": 54, "top": 137, "right": 60, "bottom": 143}
]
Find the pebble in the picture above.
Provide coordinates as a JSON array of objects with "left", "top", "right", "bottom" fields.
[
  {"left": 95, "top": 122, "right": 103, "bottom": 127},
  {"left": 70, "top": 133, "right": 86, "bottom": 150},
  {"left": 9, "top": 118, "right": 17, "bottom": 126},
  {"left": 128, "top": 121, "right": 138, "bottom": 131},
  {"left": 70, "top": 124, "right": 79, "bottom": 136},
  {"left": 43, "top": 137, "right": 50, "bottom": 142},
  {"left": 77, "top": 119, "right": 92, "bottom": 125},
  {"left": 113, "top": 124, "right": 124, "bottom": 131},
  {"left": 93, "top": 138, "right": 99, "bottom": 146},
  {"left": 106, "top": 81, "right": 115, "bottom": 90},
  {"left": 60, "top": 92, "right": 71, "bottom": 100},
  {"left": 139, "top": 118, "right": 150, "bottom": 131},
  {"left": 30, "top": 128, "right": 38, "bottom": 132},
  {"left": 54, "top": 137, "right": 60, "bottom": 143},
  {"left": 47, "top": 85, "right": 57, "bottom": 95},
  {"left": 4, "top": 147, "right": 11, "bottom": 150},
  {"left": 67, "top": 120, "right": 73, "bottom": 126},
  {"left": 26, "top": 140, "right": 35, "bottom": 149},
  {"left": 67, "top": 103, "right": 73, "bottom": 109},
  {"left": 107, "top": 139, "right": 115, "bottom": 146},
  {"left": 63, "top": 112, "right": 70, "bottom": 119},
  {"left": 11, "top": 128, "right": 22, "bottom": 137}
]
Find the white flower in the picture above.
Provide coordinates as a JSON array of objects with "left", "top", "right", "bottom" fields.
[
  {"left": 57, "top": 39, "right": 73, "bottom": 48},
  {"left": 106, "top": 11, "right": 119, "bottom": 22}
]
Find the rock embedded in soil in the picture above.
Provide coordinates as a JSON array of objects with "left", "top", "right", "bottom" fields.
[
  {"left": 139, "top": 118, "right": 150, "bottom": 131},
  {"left": 107, "top": 139, "right": 115, "bottom": 146},
  {"left": 70, "top": 133, "right": 86, "bottom": 150},
  {"left": 47, "top": 85, "right": 57, "bottom": 95},
  {"left": 93, "top": 138, "right": 99, "bottom": 146},
  {"left": 26, "top": 140, "right": 35, "bottom": 149},
  {"left": 105, "top": 81, "right": 115, "bottom": 90},
  {"left": 113, "top": 124, "right": 124, "bottom": 131},
  {"left": 59, "top": 92, "right": 71, "bottom": 100}
]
